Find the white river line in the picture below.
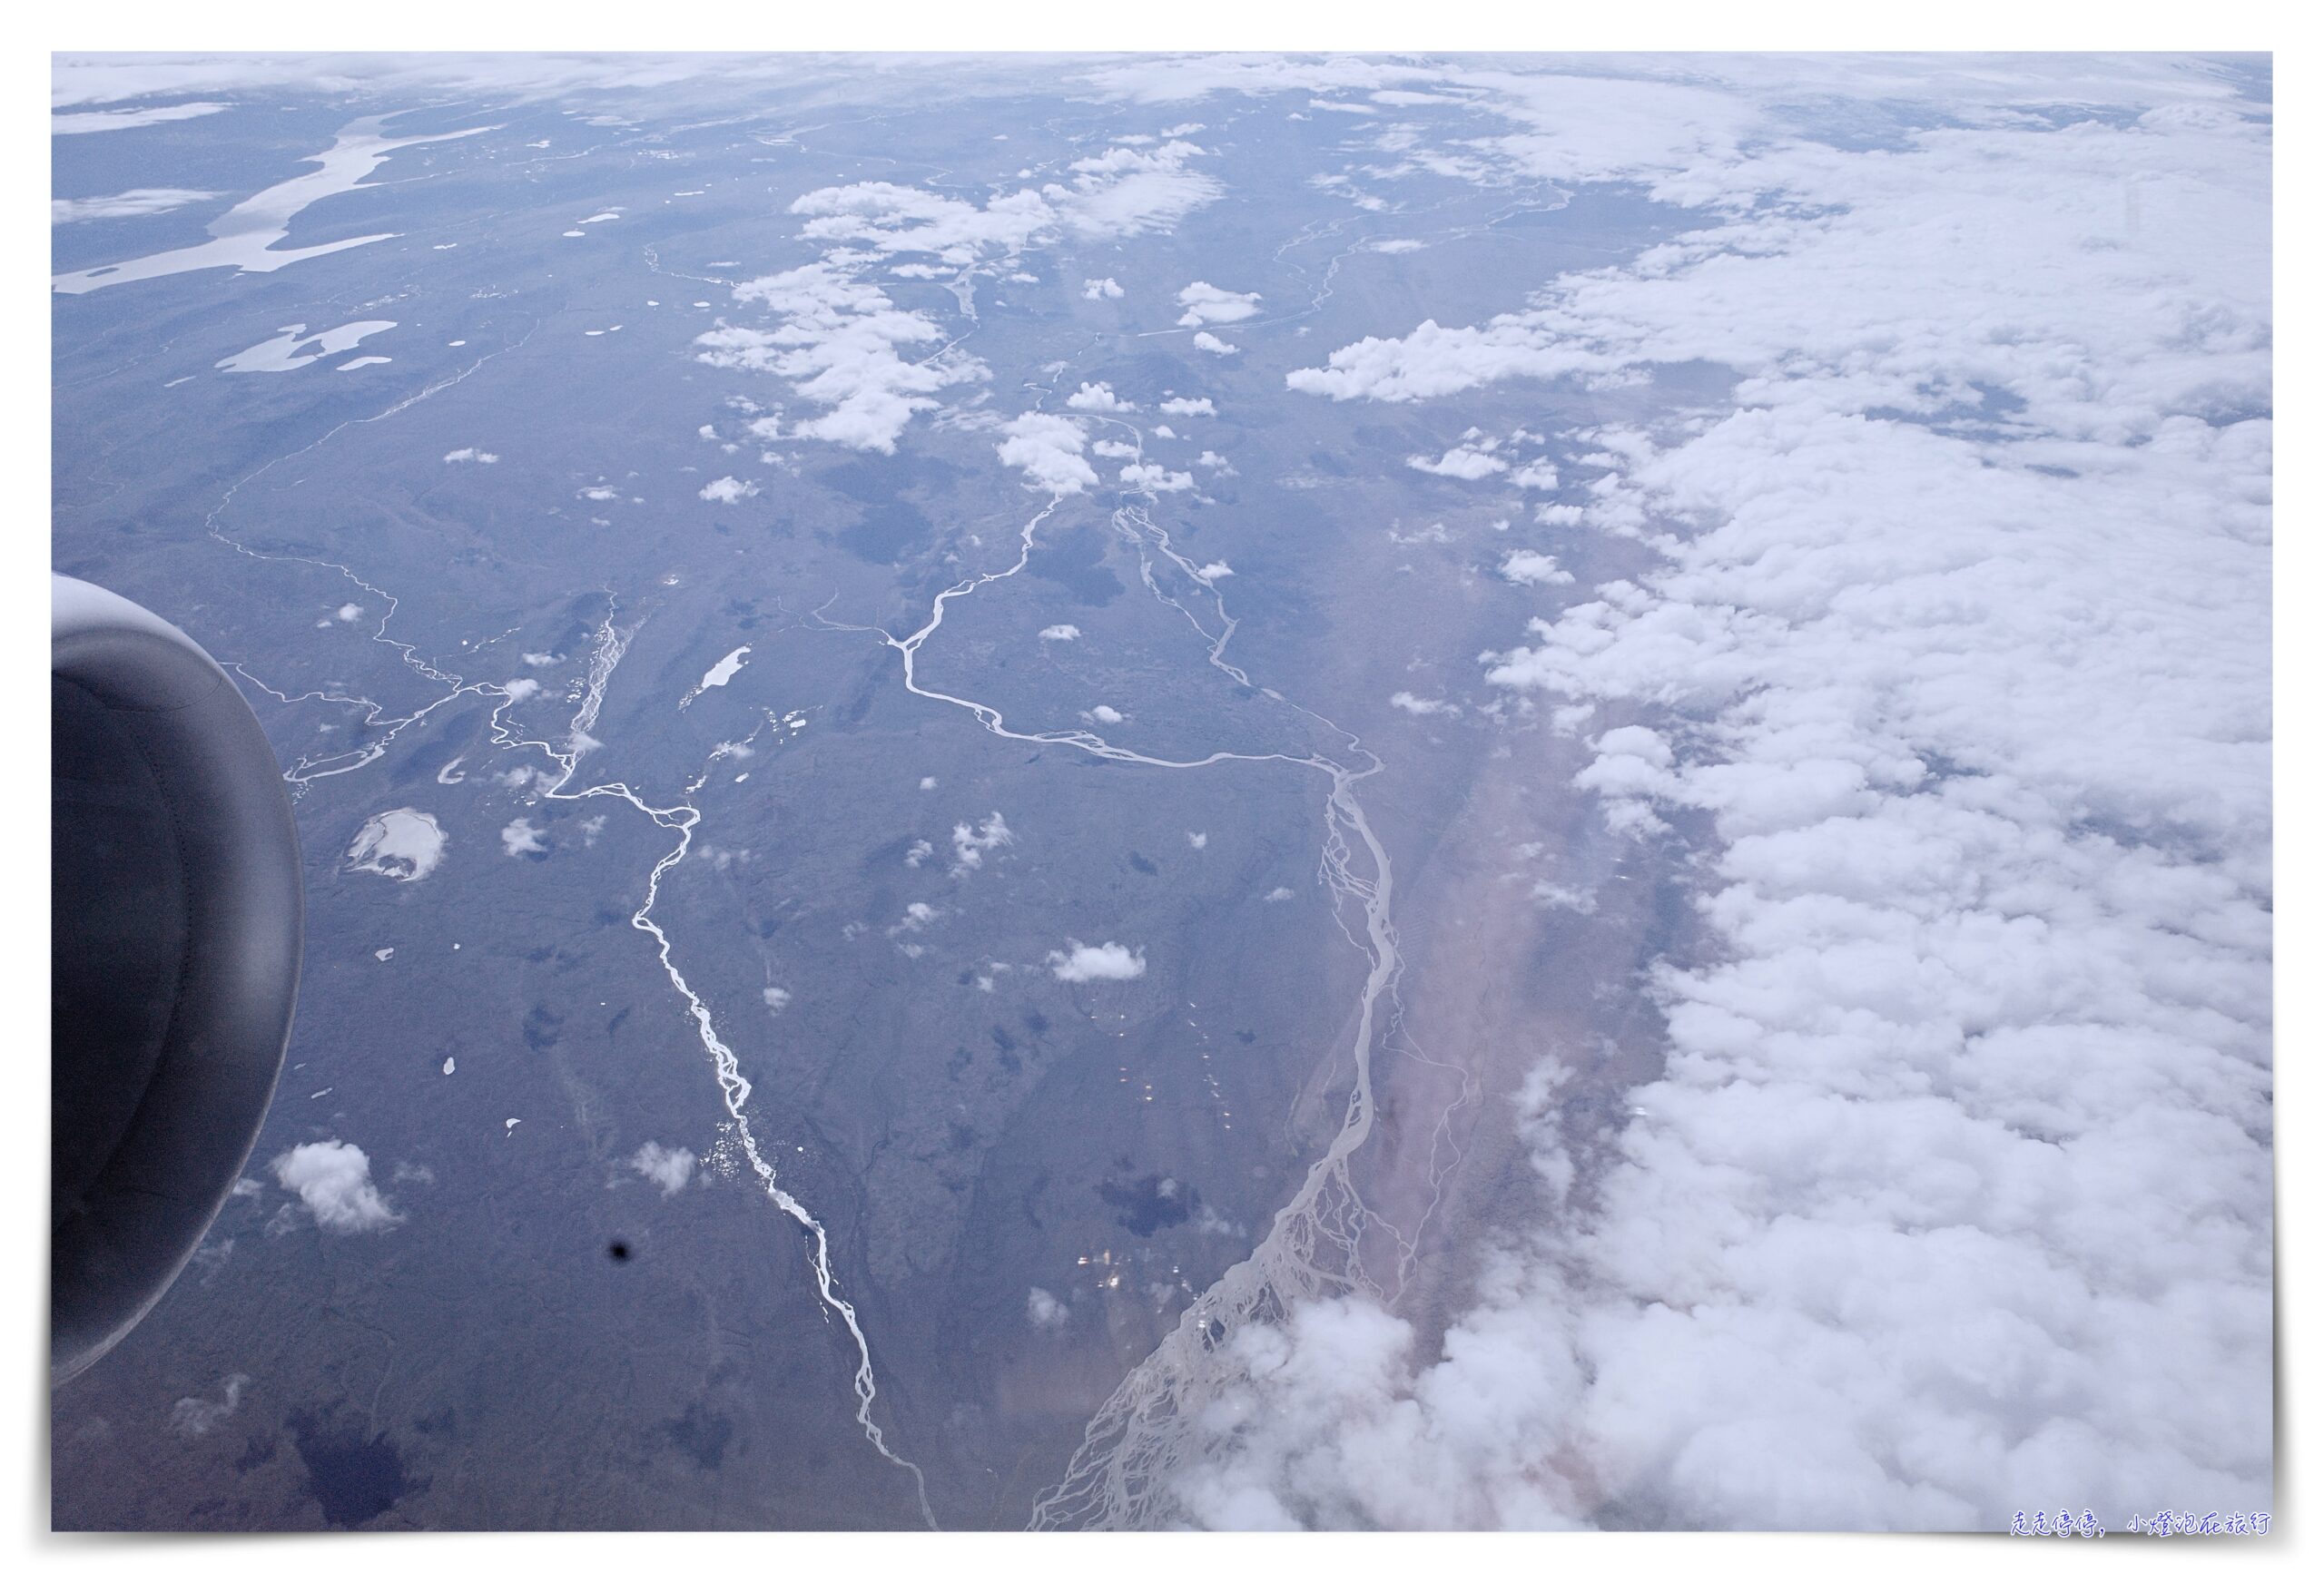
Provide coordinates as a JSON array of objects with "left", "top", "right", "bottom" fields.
[
  {"left": 821, "top": 493, "right": 1437, "bottom": 1530},
  {"left": 212, "top": 506, "right": 939, "bottom": 1523}
]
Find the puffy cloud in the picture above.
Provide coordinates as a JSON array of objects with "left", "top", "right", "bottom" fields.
[
  {"left": 1388, "top": 691, "right": 1460, "bottom": 717},
  {"left": 762, "top": 987, "right": 793, "bottom": 1012},
  {"left": 1158, "top": 396, "right": 1216, "bottom": 417},
  {"left": 1498, "top": 550, "right": 1572, "bottom": 586},
  {"left": 53, "top": 187, "right": 217, "bottom": 224},
  {"left": 1086, "top": 704, "right": 1125, "bottom": 725},
  {"left": 1048, "top": 939, "right": 1147, "bottom": 982},
  {"left": 1176, "top": 280, "right": 1262, "bottom": 327},
  {"left": 1120, "top": 463, "right": 1195, "bottom": 493},
  {"left": 1029, "top": 1287, "right": 1069, "bottom": 1328},
  {"left": 790, "top": 180, "right": 1053, "bottom": 262},
  {"left": 168, "top": 1374, "right": 250, "bottom": 1438},
  {"left": 698, "top": 263, "right": 985, "bottom": 454},
  {"left": 1407, "top": 443, "right": 1507, "bottom": 479},
  {"left": 499, "top": 818, "right": 547, "bottom": 857},
  {"left": 1291, "top": 318, "right": 1618, "bottom": 402},
  {"left": 1083, "top": 276, "right": 1126, "bottom": 300},
  {"left": 997, "top": 412, "right": 1098, "bottom": 494},
  {"left": 630, "top": 1142, "right": 696, "bottom": 1195},
  {"left": 783, "top": 139, "right": 1217, "bottom": 270},
  {"left": 951, "top": 811, "right": 1015, "bottom": 877},
  {"left": 699, "top": 476, "right": 758, "bottom": 503},
  {"left": 1067, "top": 380, "right": 1136, "bottom": 412},
  {"left": 1054, "top": 140, "right": 1222, "bottom": 238},
  {"left": 1195, "top": 561, "right": 1232, "bottom": 581},
  {"left": 271, "top": 1141, "right": 400, "bottom": 1233},
  {"left": 1039, "top": 624, "right": 1083, "bottom": 641},
  {"left": 442, "top": 447, "right": 499, "bottom": 464},
  {"left": 1191, "top": 332, "right": 1239, "bottom": 355}
]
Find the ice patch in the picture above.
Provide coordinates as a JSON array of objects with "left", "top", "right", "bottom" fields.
[
  {"left": 216, "top": 320, "right": 396, "bottom": 374},
  {"left": 345, "top": 809, "right": 446, "bottom": 881}
]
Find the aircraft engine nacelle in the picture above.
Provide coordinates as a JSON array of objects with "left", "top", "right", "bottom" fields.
[{"left": 51, "top": 575, "right": 302, "bottom": 1386}]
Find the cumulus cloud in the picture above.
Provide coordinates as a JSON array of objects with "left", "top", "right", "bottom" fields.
[
  {"left": 53, "top": 187, "right": 217, "bottom": 224},
  {"left": 168, "top": 1374, "right": 250, "bottom": 1438},
  {"left": 1048, "top": 939, "right": 1147, "bottom": 982},
  {"left": 998, "top": 412, "right": 1098, "bottom": 494},
  {"left": 1039, "top": 624, "right": 1083, "bottom": 642},
  {"left": 502, "top": 676, "right": 541, "bottom": 701},
  {"left": 951, "top": 811, "right": 1015, "bottom": 877},
  {"left": 1029, "top": 1287, "right": 1069, "bottom": 1328},
  {"left": 743, "top": 143, "right": 1226, "bottom": 457},
  {"left": 1498, "top": 550, "right": 1573, "bottom": 586},
  {"left": 699, "top": 476, "right": 758, "bottom": 503},
  {"left": 442, "top": 447, "right": 499, "bottom": 464},
  {"left": 1158, "top": 396, "right": 1216, "bottom": 417},
  {"left": 763, "top": 987, "right": 792, "bottom": 1012},
  {"left": 500, "top": 818, "right": 546, "bottom": 857},
  {"left": 1120, "top": 463, "right": 1195, "bottom": 493},
  {"left": 1191, "top": 331, "right": 1239, "bottom": 355},
  {"left": 1055, "top": 140, "right": 1223, "bottom": 237},
  {"left": 1177, "top": 281, "right": 1262, "bottom": 328},
  {"left": 1083, "top": 276, "right": 1126, "bottom": 300},
  {"left": 1195, "top": 561, "right": 1233, "bottom": 581},
  {"left": 271, "top": 1141, "right": 399, "bottom": 1233},
  {"left": 698, "top": 263, "right": 985, "bottom": 454},
  {"left": 1086, "top": 704, "right": 1125, "bottom": 725},
  {"left": 1067, "top": 380, "right": 1136, "bottom": 412},
  {"left": 630, "top": 1141, "right": 696, "bottom": 1195},
  {"left": 1389, "top": 691, "right": 1460, "bottom": 717},
  {"left": 1406, "top": 442, "right": 1508, "bottom": 479}
]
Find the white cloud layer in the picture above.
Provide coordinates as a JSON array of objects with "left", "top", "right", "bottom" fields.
[{"left": 1182, "top": 54, "right": 2272, "bottom": 1534}]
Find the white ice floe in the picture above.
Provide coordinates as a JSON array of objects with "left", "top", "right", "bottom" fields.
[{"left": 345, "top": 809, "right": 447, "bottom": 881}]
